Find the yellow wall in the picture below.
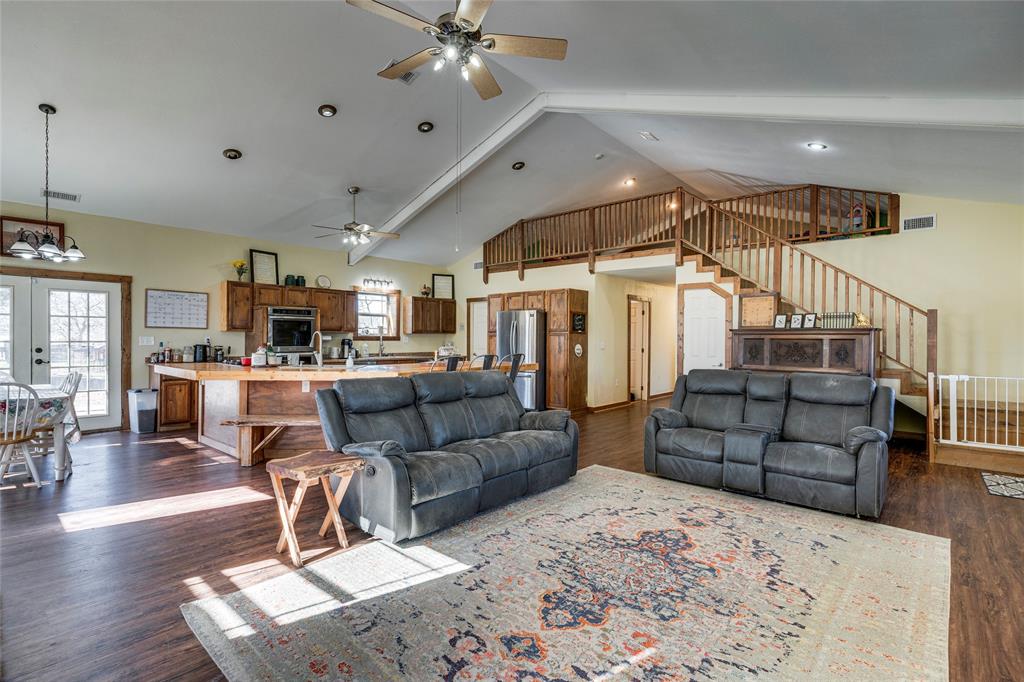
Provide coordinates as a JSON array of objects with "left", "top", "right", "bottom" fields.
[
  {"left": 0, "top": 201, "right": 454, "bottom": 387},
  {"left": 802, "top": 194, "right": 1024, "bottom": 378},
  {"left": 448, "top": 248, "right": 677, "bottom": 407}
]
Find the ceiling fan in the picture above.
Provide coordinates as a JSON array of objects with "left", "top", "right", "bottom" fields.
[
  {"left": 348, "top": 0, "right": 567, "bottom": 100},
  {"left": 314, "top": 186, "right": 399, "bottom": 246}
]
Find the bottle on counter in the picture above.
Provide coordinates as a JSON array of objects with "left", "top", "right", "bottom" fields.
[
  {"left": 157, "top": 341, "right": 165, "bottom": 362},
  {"left": 346, "top": 352, "right": 354, "bottom": 368}
]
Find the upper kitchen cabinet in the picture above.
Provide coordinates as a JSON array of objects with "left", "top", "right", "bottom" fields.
[
  {"left": 342, "top": 291, "right": 358, "bottom": 332},
  {"left": 525, "top": 291, "right": 546, "bottom": 310},
  {"left": 404, "top": 297, "right": 455, "bottom": 334},
  {"left": 219, "top": 281, "right": 252, "bottom": 331},
  {"left": 487, "top": 294, "right": 504, "bottom": 333},
  {"left": 505, "top": 293, "right": 525, "bottom": 311},
  {"left": 253, "top": 283, "right": 283, "bottom": 307},
  {"left": 546, "top": 289, "right": 568, "bottom": 332},
  {"left": 283, "top": 286, "right": 312, "bottom": 307},
  {"left": 313, "top": 289, "right": 344, "bottom": 331}
]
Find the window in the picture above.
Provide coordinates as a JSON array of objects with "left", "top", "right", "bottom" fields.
[
  {"left": 49, "top": 290, "right": 109, "bottom": 416},
  {"left": 355, "top": 291, "right": 400, "bottom": 340},
  {"left": 0, "top": 286, "right": 11, "bottom": 373}
]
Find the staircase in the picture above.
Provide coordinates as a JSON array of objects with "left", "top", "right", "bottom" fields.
[{"left": 482, "top": 184, "right": 937, "bottom": 410}]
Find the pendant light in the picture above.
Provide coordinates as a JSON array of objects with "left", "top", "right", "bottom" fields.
[{"left": 13, "top": 104, "right": 86, "bottom": 263}]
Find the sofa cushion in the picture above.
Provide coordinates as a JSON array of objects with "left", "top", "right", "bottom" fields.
[
  {"left": 789, "top": 373, "right": 876, "bottom": 406},
  {"left": 395, "top": 451, "right": 483, "bottom": 505},
  {"left": 335, "top": 377, "right": 429, "bottom": 452},
  {"left": 782, "top": 373, "right": 876, "bottom": 446},
  {"left": 681, "top": 370, "right": 748, "bottom": 431},
  {"left": 764, "top": 441, "right": 856, "bottom": 485},
  {"left": 492, "top": 429, "right": 572, "bottom": 467},
  {"left": 743, "top": 373, "right": 788, "bottom": 431},
  {"left": 443, "top": 438, "right": 532, "bottom": 479},
  {"left": 463, "top": 371, "right": 522, "bottom": 438},
  {"left": 655, "top": 427, "right": 725, "bottom": 463},
  {"left": 411, "top": 373, "right": 478, "bottom": 449}
]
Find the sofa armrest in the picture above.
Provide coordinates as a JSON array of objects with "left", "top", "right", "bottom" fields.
[
  {"left": 643, "top": 416, "right": 659, "bottom": 474},
  {"left": 650, "top": 407, "right": 688, "bottom": 429},
  {"left": 342, "top": 440, "right": 406, "bottom": 459},
  {"left": 728, "top": 423, "right": 780, "bottom": 441},
  {"left": 844, "top": 426, "right": 889, "bottom": 454},
  {"left": 855, "top": 440, "right": 889, "bottom": 518},
  {"left": 520, "top": 409, "right": 571, "bottom": 432}
]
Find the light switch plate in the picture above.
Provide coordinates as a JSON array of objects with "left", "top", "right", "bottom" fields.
[
  {"left": 301, "top": 380, "right": 310, "bottom": 393},
  {"left": 139, "top": 336, "right": 155, "bottom": 346}
]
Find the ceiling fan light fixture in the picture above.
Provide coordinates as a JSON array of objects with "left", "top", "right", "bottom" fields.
[
  {"left": 443, "top": 44, "right": 458, "bottom": 61},
  {"left": 359, "top": 234, "right": 371, "bottom": 245},
  {"left": 623, "top": 177, "right": 637, "bottom": 187},
  {"left": 469, "top": 53, "right": 482, "bottom": 68},
  {"left": 433, "top": 57, "right": 445, "bottom": 71},
  {"left": 460, "top": 64, "right": 469, "bottom": 81}
]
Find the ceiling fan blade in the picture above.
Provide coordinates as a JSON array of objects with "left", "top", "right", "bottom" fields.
[
  {"left": 346, "top": 0, "right": 434, "bottom": 33},
  {"left": 378, "top": 48, "right": 437, "bottom": 79},
  {"left": 480, "top": 33, "right": 567, "bottom": 60},
  {"left": 454, "top": 0, "right": 492, "bottom": 31},
  {"left": 314, "top": 233, "right": 340, "bottom": 239},
  {"left": 467, "top": 57, "right": 502, "bottom": 100},
  {"left": 365, "top": 230, "right": 400, "bottom": 240},
  {"left": 312, "top": 224, "right": 347, "bottom": 232}
]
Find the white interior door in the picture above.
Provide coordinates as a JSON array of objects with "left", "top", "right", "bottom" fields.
[
  {"left": 683, "top": 288, "right": 725, "bottom": 374},
  {"left": 628, "top": 299, "right": 650, "bottom": 400},
  {"left": 469, "top": 300, "right": 488, "bottom": 358},
  {"left": 0, "top": 276, "right": 32, "bottom": 381},
  {"left": 24, "top": 276, "right": 123, "bottom": 430}
]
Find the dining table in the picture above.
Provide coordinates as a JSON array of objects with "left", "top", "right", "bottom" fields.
[{"left": 0, "top": 381, "right": 76, "bottom": 482}]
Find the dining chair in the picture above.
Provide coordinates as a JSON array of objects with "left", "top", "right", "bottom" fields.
[
  {"left": 31, "top": 371, "right": 82, "bottom": 459},
  {"left": 497, "top": 353, "right": 526, "bottom": 382},
  {"left": 466, "top": 354, "right": 498, "bottom": 371},
  {"left": 0, "top": 383, "right": 43, "bottom": 485}
]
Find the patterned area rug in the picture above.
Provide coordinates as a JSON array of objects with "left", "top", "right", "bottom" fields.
[
  {"left": 981, "top": 472, "right": 1024, "bottom": 499},
  {"left": 182, "top": 466, "right": 950, "bottom": 680}
]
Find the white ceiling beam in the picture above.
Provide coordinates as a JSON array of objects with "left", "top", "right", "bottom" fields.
[
  {"left": 544, "top": 92, "right": 1024, "bottom": 130},
  {"left": 347, "top": 93, "right": 549, "bottom": 264},
  {"left": 350, "top": 90, "right": 1022, "bottom": 262}
]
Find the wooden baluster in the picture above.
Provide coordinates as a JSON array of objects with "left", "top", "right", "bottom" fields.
[
  {"left": 787, "top": 247, "right": 794, "bottom": 301},
  {"left": 927, "top": 309, "right": 938, "bottom": 376},
  {"left": 810, "top": 260, "right": 816, "bottom": 310},
  {"left": 909, "top": 310, "right": 915, "bottom": 371},
  {"left": 881, "top": 295, "right": 888, "bottom": 358},
  {"left": 845, "top": 274, "right": 850, "bottom": 312},
  {"left": 856, "top": 282, "right": 862, "bottom": 313},
  {"left": 833, "top": 268, "right": 838, "bottom": 312},
  {"left": 895, "top": 300, "right": 902, "bottom": 364},
  {"left": 809, "top": 184, "right": 819, "bottom": 241}
]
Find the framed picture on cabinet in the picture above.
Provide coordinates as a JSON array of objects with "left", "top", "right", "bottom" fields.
[
  {"left": 789, "top": 314, "right": 804, "bottom": 329},
  {"left": 432, "top": 273, "right": 454, "bottom": 299},
  {"left": 802, "top": 313, "right": 818, "bottom": 329},
  {"left": 249, "top": 249, "right": 279, "bottom": 285},
  {"left": 773, "top": 314, "right": 788, "bottom": 329}
]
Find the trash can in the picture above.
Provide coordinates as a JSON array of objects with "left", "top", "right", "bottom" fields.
[{"left": 127, "top": 388, "right": 159, "bottom": 434}]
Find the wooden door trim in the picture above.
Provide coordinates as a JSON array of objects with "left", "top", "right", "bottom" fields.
[
  {"left": 1, "top": 263, "right": 133, "bottom": 430},
  {"left": 465, "top": 297, "right": 486, "bottom": 358},
  {"left": 626, "top": 294, "right": 651, "bottom": 401},
  {"left": 677, "top": 283, "right": 732, "bottom": 376}
]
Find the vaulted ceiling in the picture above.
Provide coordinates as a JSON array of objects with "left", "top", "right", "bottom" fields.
[{"left": 2, "top": 1, "right": 1022, "bottom": 266}]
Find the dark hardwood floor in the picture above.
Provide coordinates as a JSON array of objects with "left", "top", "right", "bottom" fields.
[{"left": 2, "top": 399, "right": 1021, "bottom": 681}]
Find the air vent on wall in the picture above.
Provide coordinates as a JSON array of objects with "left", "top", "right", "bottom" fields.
[
  {"left": 41, "top": 188, "right": 81, "bottom": 202},
  {"left": 902, "top": 214, "right": 936, "bottom": 232},
  {"left": 473, "top": 260, "right": 484, "bottom": 270}
]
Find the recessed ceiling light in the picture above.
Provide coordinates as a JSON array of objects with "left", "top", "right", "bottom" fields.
[
  {"left": 512, "top": 161, "right": 526, "bottom": 171},
  {"left": 318, "top": 104, "right": 337, "bottom": 117},
  {"left": 623, "top": 177, "right": 637, "bottom": 187},
  {"left": 222, "top": 148, "right": 242, "bottom": 160},
  {"left": 417, "top": 121, "right": 434, "bottom": 133},
  {"left": 806, "top": 142, "right": 829, "bottom": 151},
  {"left": 594, "top": 153, "right": 605, "bottom": 160},
  {"left": 638, "top": 131, "right": 659, "bottom": 142}
]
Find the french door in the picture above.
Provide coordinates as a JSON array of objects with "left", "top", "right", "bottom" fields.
[{"left": 3, "top": 275, "right": 122, "bottom": 430}]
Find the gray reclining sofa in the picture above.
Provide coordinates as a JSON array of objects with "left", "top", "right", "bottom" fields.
[
  {"left": 315, "top": 370, "right": 578, "bottom": 542},
  {"left": 644, "top": 369, "right": 894, "bottom": 517}
]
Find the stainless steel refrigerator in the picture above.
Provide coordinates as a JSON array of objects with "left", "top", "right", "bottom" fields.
[{"left": 496, "top": 309, "right": 546, "bottom": 411}]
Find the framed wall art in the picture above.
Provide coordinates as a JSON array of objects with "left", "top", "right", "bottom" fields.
[
  {"left": 2, "top": 215, "right": 64, "bottom": 256},
  {"left": 249, "top": 249, "right": 279, "bottom": 285}
]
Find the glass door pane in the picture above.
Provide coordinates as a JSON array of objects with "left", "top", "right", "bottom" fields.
[{"left": 47, "top": 289, "right": 110, "bottom": 416}]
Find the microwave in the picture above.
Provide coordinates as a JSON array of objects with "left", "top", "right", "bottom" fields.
[{"left": 266, "top": 307, "right": 317, "bottom": 353}]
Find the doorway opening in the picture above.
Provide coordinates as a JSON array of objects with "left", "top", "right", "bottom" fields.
[
  {"left": 466, "top": 297, "right": 488, "bottom": 360},
  {"left": 627, "top": 295, "right": 651, "bottom": 401}
]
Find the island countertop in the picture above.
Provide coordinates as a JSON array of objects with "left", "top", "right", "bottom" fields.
[{"left": 152, "top": 361, "right": 537, "bottom": 382}]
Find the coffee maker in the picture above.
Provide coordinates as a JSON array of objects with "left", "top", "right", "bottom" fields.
[
  {"left": 340, "top": 338, "right": 354, "bottom": 359},
  {"left": 193, "top": 342, "right": 210, "bottom": 363}
]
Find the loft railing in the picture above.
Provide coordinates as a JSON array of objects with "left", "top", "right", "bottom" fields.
[
  {"left": 711, "top": 184, "right": 900, "bottom": 243},
  {"left": 482, "top": 184, "right": 934, "bottom": 385}
]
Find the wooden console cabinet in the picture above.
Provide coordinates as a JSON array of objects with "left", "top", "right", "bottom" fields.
[{"left": 730, "top": 327, "right": 878, "bottom": 377}]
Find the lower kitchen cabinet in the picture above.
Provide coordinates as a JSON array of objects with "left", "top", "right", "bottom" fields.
[{"left": 149, "top": 366, "right": 197, "bottom": 431}]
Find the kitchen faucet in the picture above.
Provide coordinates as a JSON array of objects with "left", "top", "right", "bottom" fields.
[
  {"left": 310, "top": 330, "right": 324, "bottom": 368},
  {"left": 378, "top": 325, "right": 386, "bottom": 357}
]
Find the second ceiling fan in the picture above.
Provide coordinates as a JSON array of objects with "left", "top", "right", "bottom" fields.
[{"left": 348, "top": 0, "right": 567, "bottom": 100}]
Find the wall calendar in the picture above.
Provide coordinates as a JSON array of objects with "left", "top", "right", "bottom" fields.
[{"left": 145, "top": 288, "right": 209, "bottom": 329}]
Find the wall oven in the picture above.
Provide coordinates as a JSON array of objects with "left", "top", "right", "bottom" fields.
[{"left": 266, "top": 307, "right": 317, "bottom": 353}]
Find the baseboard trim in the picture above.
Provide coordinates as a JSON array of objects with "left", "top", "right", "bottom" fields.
[
  {"left": 588, "top": 400, "right": 631, "bottom": 413},
  {"left": 648, "top": 391, "right": 673, "bottom": 401}
]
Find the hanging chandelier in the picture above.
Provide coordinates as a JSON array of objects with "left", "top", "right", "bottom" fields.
[{"left": 9, "top": 104, "right": 86, "bottom": 262}]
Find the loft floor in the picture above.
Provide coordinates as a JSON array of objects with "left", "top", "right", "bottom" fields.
[{"left": 1, "top": 400, "right": 1020, "bottom": 681}]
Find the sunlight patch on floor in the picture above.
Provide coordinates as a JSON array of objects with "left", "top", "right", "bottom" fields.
[
  {"left": 195, "top": 541, "right": 472, "bottom": 630},
  {"left": 57, "top": 486, "right": 272, "bottom": 532}
]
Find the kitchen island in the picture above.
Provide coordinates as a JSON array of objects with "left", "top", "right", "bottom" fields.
[{"left": 152, "top": 361, "right": 534, "bottom": 465}]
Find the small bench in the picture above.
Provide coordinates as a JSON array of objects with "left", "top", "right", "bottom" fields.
[
  {"left": 266, "top": 450, "right": 365, "bottom": 568},
  {"left": 220, "top": 414, "right": 321, "bottom": 466}
]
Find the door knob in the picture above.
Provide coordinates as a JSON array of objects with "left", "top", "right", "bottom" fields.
[{"left": 34, "top": 358, "right": 50, "bottom": 365}]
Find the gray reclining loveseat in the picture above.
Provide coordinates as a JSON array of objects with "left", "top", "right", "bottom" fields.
[
  {"left": 315, "top": 370, "right": 578, "bottom": 542},
  {"left": 644, "top": 369, "right": 894, "bottom": 517}
]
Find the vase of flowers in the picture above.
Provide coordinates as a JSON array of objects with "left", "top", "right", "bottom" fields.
[{"left": 232, "top": 259, "right": 249, "bottom": 281}]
